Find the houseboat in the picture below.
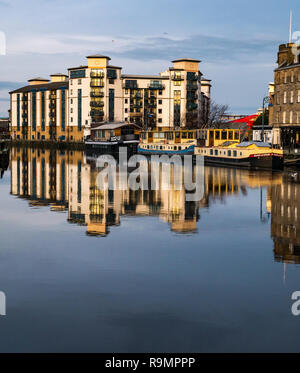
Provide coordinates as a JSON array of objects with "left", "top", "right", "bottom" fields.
[
  {"left": 138, "top": 128, "right": 197, "bottom": 155},
  {"left": 85, "top": 122, "right": 141, "bottom": 152},
  {"left": 194, "top": 129, "right": 284, "bottom": 170}
]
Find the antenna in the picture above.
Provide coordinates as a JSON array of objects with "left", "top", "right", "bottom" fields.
[{"left": 289, "top": 10, "right": 292, "bottom": 43}]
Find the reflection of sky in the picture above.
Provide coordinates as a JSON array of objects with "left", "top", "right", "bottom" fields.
[
  {"left": 0, "top": 169, "right": 300, "bottom": 352},
  {"left": 0, "top": 0, "right": 300, "bottom": 115}
]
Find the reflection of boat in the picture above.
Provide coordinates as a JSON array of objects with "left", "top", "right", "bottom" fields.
[
  {"left": 194, "top": 129, "right": 283, "bottom": 170},
  {"left": 138, "top": 128, "right": 197, "bottom": 155}
]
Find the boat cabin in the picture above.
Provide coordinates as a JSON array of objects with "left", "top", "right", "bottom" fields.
[
  {"left": 197, "top": 128, "right": 241, "bottom": 147},
  {"left": 91, "top": 122, "right": 141, "bottom": 142}
]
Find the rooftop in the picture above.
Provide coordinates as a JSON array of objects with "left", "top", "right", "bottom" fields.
[
  {"left": 86, "top": 54, "right": 111, "bottom": 60},
  {"left": 172, "top": 58, "right": 201, "bottom": 63}
]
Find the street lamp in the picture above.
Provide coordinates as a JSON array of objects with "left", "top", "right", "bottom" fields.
[{"left": 261, "top": 95, "right": 269, "bottom": 142}]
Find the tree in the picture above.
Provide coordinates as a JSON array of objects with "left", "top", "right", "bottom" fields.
[{"left": 199, "top": 101, "right": 229, "bottom": 128}]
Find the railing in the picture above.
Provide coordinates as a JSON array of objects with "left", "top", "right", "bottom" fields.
[
  {"left": 123, "top": 83, "right": 138, "bottom": 90},
  {"left": 90, "top": 81, "right": 104, "bottom": 88},
  {"left": 129, "top": 112, "right": 143, "bottom": 117},
  {"left": 90, "top": 91, "right": 104, "bottom": 98},
  {"left": 130, "top": 103, "right": 143, "bottom": 109},
  {"left": 90, "top": 110, "right": 104, "bottom": 117},
  {"left": 186, "top": 103, "right": 198, "bottom": 111},
  {"left": 148, "top": 84, "right": 165, "bottom": 90},
  {"left": 90, "top": 101, "right": 104, "bottom": 108},
  {"left": 187, "top": 82, "right": 198, "bottom": 90},
  {"left": 172, "top": 75, "right": 184, "bottom": 81},
  {"left": 90, "top": 71, "right": 104, "bottom": 78}
]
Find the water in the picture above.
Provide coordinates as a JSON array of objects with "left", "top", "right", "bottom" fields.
[{"left": 0, "top": 147, "right": 299, "bottom": 352}]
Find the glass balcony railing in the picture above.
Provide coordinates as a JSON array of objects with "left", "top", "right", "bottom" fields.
[
  {"left": 187, "top": 82, "right": 198, "bottom": 90},
  {"left": 90, "top": 101, "right": 104, "bottom": 108},
  {"left": 148, "top": 84, "right": 165, "bottom": 90},
  {"left": 90, "top": 71, "right": 104, "bottom": 78},
  {"left": 90, "top": 81, "right": 104, "bottom": 88},
  {"left": 172, "top": 75, "right": 184, "bottom": 81},
  {"left": 90, "top": 110, "right": 104, "bottom": 117},
  {"left": 90, "top": 91, "right": 104, "bottom": 98}
]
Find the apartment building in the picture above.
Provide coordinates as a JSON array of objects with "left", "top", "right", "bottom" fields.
[
  {"left": 271, "top": 43, "right": 300, "bottom": 151},
  {"left": 10, "top": 55, "right": 211, "bottom": 142}
]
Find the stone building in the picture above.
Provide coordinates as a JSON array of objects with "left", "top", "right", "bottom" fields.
[{"left": 271, "top": 43, "right": 300, "bottom": 151}]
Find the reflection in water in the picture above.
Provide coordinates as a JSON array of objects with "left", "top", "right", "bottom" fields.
[
  {"left": 0, "top": 151, "right": 9, "bottom": 179},
  {"left": 9, "top": 146, "right": 300, "bottom": 265},
  {"left": 269, "top": 174, "right": 300, "bottom": 264}
]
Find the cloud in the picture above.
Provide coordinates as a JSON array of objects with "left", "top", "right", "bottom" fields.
[
  {"left": 7, "top": 32, "right": 280, "bottom": 65},
  {"left": 0, "top": 81, "right": 25, "bottom": 90}
]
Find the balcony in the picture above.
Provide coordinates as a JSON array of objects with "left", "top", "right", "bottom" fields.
[
  {"left": 90, "top": 91, "right": 104, "bottom": 98},
  {"left": 90, "top": 101, "right": 104, "bottom": 108},
  {"left": 130, "top": 102, "right": 143, "bottom": 108},
  {"left": 90, "top": 81, "right": 104, "bottom": 88},
  {"left": 129, "top": 112, "right": 143, "bottom": 117},
  {"left": 22, "top": 103, "right": 28, "bottom": 110},
  {"left": 90, "top": 71, "right": 104, "bottom": 78},
  {"left": 186, "top": 103, "right": 198, "bottom": 111},
  {"left": 90, "top": 110, "right": 104, "bottom": 117},
  {"left": 22, "top": 113, "right": 28, "bottom": 119},
  {"left": 49, "top": 102, "right": 56, "bottom": 109},
  {"left": 130, "top": 92, "right": 142, "bottom": 99},
  {"left": 49, "top": 111, "right": 56, "bottom": 118},
  {"left": 172, "top": 75, "right": 184, "bottom": 81},
  {"left": 148, "top": 84, "right": 165, "bottom": 90},
  {"left": 187, "top": 82, "right": 198, "bottom": 90}
]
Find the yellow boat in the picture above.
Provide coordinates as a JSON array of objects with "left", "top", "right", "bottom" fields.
[
  {"left": 194, "top": 129, "right": 284, "bottom": 170},
  {"left": 138, "top": 128, "right": 197, "bottom": 155}
]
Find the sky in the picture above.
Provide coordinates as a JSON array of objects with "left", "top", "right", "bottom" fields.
[{"left": 0, "top": 0, "right": 299, "bottom": 116}]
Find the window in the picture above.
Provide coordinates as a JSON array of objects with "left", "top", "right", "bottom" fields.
[
  {"left": 125, "top": 108, "right": 128, "bottom": 113},
  {"left": 158, "top": 100, "right": 162, "bottom": 104},
  {"left": 291, "top": 73, "right": 294, "bottom": 82},
  {"left": 158, "top": 118, "right": 162, "bottom": 123},
  {"left": 290, "top": 111, "right": 293, "bottom": 124},
  {"left": 298, "top": 90, "right": 300, "bottom": 103},
  {"left": 284, "top": 91, "right": 287, "bottom": 103},
  {"left": 70, "top": 108, "right": 73, "bottom": 113},
  {"left": 158, "top": 109, "right": 162, "bottom": 114},
  {"left": 228, "top": 131, "right": 233, "bottom": 140},
  {"left": 291, "top": 91, "right": 294, "bottom": 104},
  {"left": 70, "top": 80, "right": 73, "bottom": 85},
  {"left": 109, "top": 79, "right": 114, "bottom": 84},
  {"left": 233, "top": 150, "right": 237, "bottom": 157},
  {"left": 234, "top": 131, "right": 239, "bottom": 140},
  {"left": 221, "top": 131, "right": 227, "bottom": 140},
  {"left": 78, "top": 79, "right": 82, "bottom": 85},
  {"left": 71, "top": 98, "right": 73, "bottom": 104},
  {"left": 228, "top": 150, "right": 232, "bottom": 156},
  {"left": 159, "top": 90, "right": 162, "bottom": 95},
  {"left": 125, "top": 89, "right": 128, "bottom": 95},
  {"left": 215, "top": 131, "right": 220, "bottom": 140},
  {"left": 182, "top": 132, "right": 187, "bottom": 139},
  {"left": 283, "top": 111, "right": 286, "bottom": 124},
  {"left": 125, "top": 99, "right": 128, "bottom": 104},
  {"left": 71, "top": 117, "right": 73, "bottom": 122},
  {"left": 284, "top": 73, "right": 287, "bottom": 83},
  {"left": 214, "top": 150, "right": 218, "bottom": 155},
  {"left": 210, "top": 149, "right": 213, "bottom": 155}
]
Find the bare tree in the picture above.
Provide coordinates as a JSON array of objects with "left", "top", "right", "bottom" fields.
[{"left": 199, "top": 101, "right": 229, "bottom": 128}]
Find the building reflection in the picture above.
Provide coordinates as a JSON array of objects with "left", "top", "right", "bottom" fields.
[
  {"left": 10, "top": 147, "right": 286, "bottom": 245},
  {"left": 268, "top": 174, "right": 300, "bottom": 264},
  {"left": 0, "top": 151, "right": 9, "bottom": 179}
]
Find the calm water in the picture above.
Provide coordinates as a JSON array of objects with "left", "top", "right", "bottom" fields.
[{"left": 0, "top": 147, "right": 299, "bottom": 352}]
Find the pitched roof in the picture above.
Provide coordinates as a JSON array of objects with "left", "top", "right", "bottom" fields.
[{"left": 10, "top": 81, "right": 68, "bottom": 94}]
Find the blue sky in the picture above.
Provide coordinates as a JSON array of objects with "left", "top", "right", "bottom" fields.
[{"left": 0, "top": 0, "right": 299, "bottom": 116}]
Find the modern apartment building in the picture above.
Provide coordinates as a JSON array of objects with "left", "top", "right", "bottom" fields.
[
  {"left": 10, "top": 55, "right": 211, "bottom": 142},
  {"left": 271, "top": 43, "right": 300, "bottom": 151}
]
